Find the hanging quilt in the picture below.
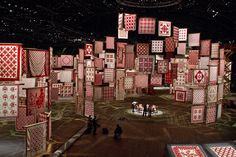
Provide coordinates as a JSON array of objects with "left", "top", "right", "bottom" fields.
[
  {"left": 103, "top": 87, "right": 114, "bottom": 101},
  {"left": 124, "top": 13, "right": 136, "bottom": 31},
  {"left": 0, "top": 44, "right": 21, "bottom": 81},
  {"left": 28, "top": 49, "right": 47, "bottom": 77},
  {"left": 175, "top": 73, "right": 186, "bottom": 85},
  {"left": 200, "top": 40, "right": 211, "bottom": 56},
  {"left": 78, "top": 49, "right": 84, "bottom": 63},
  {"left": 177, "top": 43, "right": 186, "bottom": 55},
  {"left": 204, "top": 143, "right": 236, "bottom": 157},
  {"left": 85, "top": 44, "right": 93, "bottom": 56},
  {"left": 124, "top": 77, "right": 134, "bottom": 89},
  {"left": 126, "top": 44, "right": 134, "bottom": 53},
  {"left": 51, "top": 88, "right": 59, "bottom": 101},
  {"left": 173, "top": 26, "right": 179, "bottom": 47},
  {"left": 138, "top": 56, "right": 154, "bottom": 74},
  {"left": 175, "top": 90, "right": 186, "bottom": 102},
  {"left": 136, "top": 43, "right": 149, "bottom": 56},
  {"left": 207, "top": 85, "right": 218, "bottom": 103},
  {"left": 60, "top": 70, "right": 72, "bottom": 82},
  {"left": 86, "top": 85, "right": 93, "bottom": 100},
  {"left": 19, "top": 77, "right": 36, "bottom": 97},
  {"left": 85, "top": 100, "right": 94, "bottom": 117},
  {"left": 105, "top": 53, "right": 115, "bottom": 68},
  {"left": 164, "top": 71, "right": 172, "bottom": 84},
  {"left": 206, "top": 104, "right": 217, "bottom": 123},
  {"left": 85, "top": 67, "right": 95, "bottom": 82},
  {"left": 168, "top": 144, "right": 206, "bottom": 157},
  {"left": 94, "top": 58, "right": 104, "bottom": 69},
  {"left": 175, "top": 58, "right": 188, "bottom": 74},
  {"left": 118, "top": 13, "right": 124, "bottom": 29},
  {"left": 94, "top": 87, "right": 103, "bottom": 101},
  {"left": 211, "top": 43, "right": 219, "bottom": 58},
  {"left": 158, "top": 21, "right": 171, "bottom": 37},
  {"left": 193, "top": 69, "right": 208, "bottom": 85},
  {"left": 138, "top": 17, "right": 156, "bottom": 34},
  {"left": 22, "top": 49, "right": 27, "bottom": 75},
  {"left": 25, "top": 122, "right": 47, "bottom": 157},
  {"left": 199, "top": 57, "right": 209, "bottom": 69},
  {"left": 94, "top": 41, "right": 103, "bottom": 54},
  {"left": 157, "top": 60, "right": 169, "bottom": 74},
  {"left": 106, "top": 36, "right": 115, "bottom": 49},
  {"left": 165, "top": 52, "right": 174, "bottom": 61},
  {"left": 94, "top": 74, "right": 103, "bottom": 85},
  {"left": 26, "top": 87, "right": 45, "bottom": 116},
  {"left": 60, "top": 55, "right": 73, "bottom": 67},
  {"left": 57, "top": 57, "right": 62, "bottom": 68},
  {"left": 188, "top": 33, "right": 200, "bottom": 47},
  {"left": 0, "top": 85, "right": 18, "bottom": 118},
  {"left": 150, "top": 74, "right": 162, "bottom": 86},
  {"left": 209, "top": 66, "right": 218, "bottom": 84},
  {"left": 116, "top": 69, "right": 125, "bottom": 100},
  {"left": 191, "top": 105, "right": 205, "bottom": 124},
  {"left": 188, "top": 50, "right": 199, "bottom": 65},
  {"left": 116, "top": 42, "right": 127, "bottom": 68},
  {"left": 135, "top": 74, "right": 148, "bottom": 88},
  {"left": 217, "top": 103, "right": 222, "bottom": 119},
  {"left": 118, "top": 28, "right": 128, "bottom": 39},
  {"left": 78, "top": 63, "right": 84, "bottom": 79},
  {"left": 125, "top": 53, "right": 135, "bottom": 69},
  {"left": 50, "top": 72, "right": 58, "bottom": 84},
  {"left": 165, "top": 37, "right": 175, "bottom": 52},
  {"left": 219, "top": 48, "right": 225, "bottom": 59},
  {"left": 104, "top": 68, "right": 115, "bottom": 83},
  {"left": 178, "top": 28, "right": 188, "bottom": 41},
  {"left": 192, "top": 88, "right": 205, "bottom": 104},
  {"left": 171, "top": 63, "right": 178, "bottom": 79},
  {"left": 51, "top": 56, "right": 58, "bottom": 68},
  {"left": 151, "top": 40, "right": 163, "bottom": 53},
  {"left": 218, "top": 83, "right": 223, "bottom": 101}
]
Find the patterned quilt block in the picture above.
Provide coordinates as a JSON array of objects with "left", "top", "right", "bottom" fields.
[
  {"left": 85, "top": 67, "right": 95, "bottom": 82},
  {"left": 207, "top": 85, "right": 218, "bottom": 103},
  {"left": 118, "top": 13, "right": 124, "bottom": 29},
  {"left": 204, "top": 143, "right": 236, "bottom": 157},
  {"left": 124, "top": 13, "right": 136, "bottom": 31},
  {"left": 175, "top": 73, "right": 186, "bottom": 85},
  {"left": 158, "top": 21, "right": 171, "bottom": 37},
  {"left": 164, "top": 72, "right": 172, "bottom": 84},
  {"left": 85, "top": 44, "right": 93, "bottom": 56},
  {"left": 106, "top": 36, "right": 115, "bottom": 49},
  {"left": 175, "top": 90, "right": 186, "bottom": 102},
  {"left": 150, "top": 74, "right": 162, "bottom": 86},
  {"left": 0, "top": 44, "right": 22, "bottom": 81},
  {"left": 94, "top": 58, "right": 104, "bottom": 69},
  {"left": 217, "top": 103, "right": 222, "bottom": 119},
  {"left": 191, "top": 105, "right": 205, "bottom": 123},
  {"left": 105, "top": 53, "right": 115, "bottom": 68},
  {"left": 136, "top": 43, "right": 149, "bottom": 56},
  {"left": 175, "top": 58, "right": 188, "bottom": 74},
  {"left": 60, "top": 55, "right": 73, "bottom": 67},
  {"left": 51, "top": 88, "right": 59, "bottom": 101},
  {"left": 135, "top": 74, "right": 148, "bottom": 88},
  {"left": 199, "top": 57, "right": 209, "bottom": 69},
  {"left": 151, "top": 40, "right": 163, "bottom": 53},
  {"left": 125, "top": 53, "right": 135, "bottom": 69},
  {"left": 94, "top": 74, "right": 103, "bottom": 86},
  {"left": 104, "top": 68, "right": 115, "bottom": 83},
  {"left": 209, "top": 66, "right": 218, "bottom": 84},
  {"left": 188, "top": 50, "right": 199, "bottom": 65},
  {"left": 177, "top": 43, "right": 186, "bottom": 55},
  {"left": 165, "top": 37, "right": 175, "bottom": 52},
  {"left": 206, "top": 104, "right": 217, "bottom": 123},
  {"left": 124, "top": 77, "right": 134, "bottom": 89},
  {"left": 85, "top": 100, "right": 94, "bottom": 117},
  {"left": 60, "top": 70, "right": 72, "bottom": 82},
  {"left": 157, "top": 60, "right": 169, "bottom": 74},
  {"left": 0, "top": 85, "right": 18, "bottom": 118},
  {"left": 178, "top": 28, "right": 188, "bottom": 41},
  {"left": 193, "top": 69, "right": 208, "bottom": 85},
  {"left": 117, "top": 42, "right": 127, "bottom": 68},
  {"left": 211, "top": 43, "right": 219, "bottom": 58},
  {"left": 94, "top": 41, "right": 103, "bottom": 54},
  {"left": 118, "top": 28, "right": 128, "bottom": 39},
  {"left": 218, "top": 83, "right": 223, "bottom": 101},
  {"left": 200, "top": 40, "right": 211, "bottom": 56},
  {"left": 86, "top": 85, "right": 93, "bottom": 100},
  {"left": 171, "top": 63, "right": 178, "bottom": 79},
  {"left": 103, "top": 87, "right": 114, "bottom": 101},
  {"left": 192, "top": 88, "right": 205, "bottom": 104},
  {"left": 126, "top": 44, "right": 134, "bottom": 53},
  {"left": 168, "top": 144, "right": 206, "bottom": 157},
  {"left": 188, "top": 33, "right": 200, "bottom": 47},
  {"left": 138, "top": 17, "right": 156, "bottom": 34},
  {"left": 173, "top": 26, "right": 179, "bottom": 47},
  {"left": 138, "top": 56, "right": 154, "bottom": 74},
  {"left": 22, "top": 49, "right": 27, "bottom": 75}
]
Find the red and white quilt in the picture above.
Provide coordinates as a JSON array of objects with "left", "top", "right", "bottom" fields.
[
  {"left": 125, "top": 53, "right": 135, "bottom": 69},
  {"left": 106, "top": 36, "right": 115, "bottom": 49},
  {"left": 0, "top": 85, "right": 18, "bottom": 118},
  {"left": 199, "top": 57, "right": 209, "bottom": 69},
  {"left": 209, "top": 66, "right": 218, "bottom": 84},
  {"left": 178, "top": 28, "right": 188, "bottom": 41},
  {"left": 175, "top": 90, "right": 186, "bottom": 102},
  {"left": 200, "top": 40, "right": 211, "bottom": 56},
  {"left": 150, "top": 74, "right": 162, "bottom": 86},
  {"left": 136, "top": 43, "right": 149, "bottom": 56},
  {"left": 60, "top": 55, "right": 73, "bottom": 67},
  {"left": 191, "top": 105, "right": 205, "bottom": 123},
  {"left": 206, "top": 104, "right": 216, "bottom": 123},
  {"left": 188, "top": 33, "right": 200, "bottom": 47},
  {"left": 171, "top": 145, "right": 206, "bottom": 157},
  {"left": 135, "top": 74, "right": 148, "bottom": 88},
  {"left": 105, "top": 53, "right": 115, "bottom": 68},
  {"left": 188, "top": 50, "right": 199, "bottom": 65},
  {"left": 124, "top": 77, "right": 134, "bottom": 89},
  {"left": 157, "top": 60, "right": 169, "bottom": 74},
  {"left": 104, "top": 68, "right": 115, "bottom": 83},
  {"left": 138, "top": 17, "right": 156, "bottom": 34},
  {"left": 85, "top": 44, "right": 93, "bottom": 56},
  {"left": 94, "top": 41, "right": 103, "bottom": 54},
  {"left": 177, "top": 43, "right": 186, "bottom": 55},
  {"left": 103, "top": 87, "right": 114, "bottom": 101},
  {"left": 0, "top": 44, "right": 21, "bottom": 81},
  {"left": 158, "top": 21, "right": 171, "bottom": 37},
  {"left": 85, "top": 67, "right": 95, "bottom": 82},
  {"left": 173, "top": 26, "right": 179, "bottom": 47},
  {"left": 117, "top": 42, "right": 127, "bottom": 68},
  {"left": 211, "top": 43, "right": 219, "bottom": 58},
  {"left": 151, "top": 40, "right": 163, "bottom": 53},
  {"left": 118, "top": 28, "right": 128, "bottom": 39},
  {"left": 165, "top": 37, "right": 175, "bottom": 52},
  {"left": 193, "top": 69, "right": 208, "bottom": 85},
  {"left": 138, "top": 56, "right": 154, "bottom": 74},
  {"left": 207, "top": 85, "right": 218, "bottom": 103},
  {"left": 124, "top": 13, "right": 136, "bottom": 31},
  {"left": 210, "top": 145, "right": 236, "bottom": 157},
  {"left": 118, "top": 13, "right": 124, "bottom": 29},
  {"left": 192, "top": 88, "right": 205, "bottom": 104},
  {"left": 85, "top": 100, "right": 94, "bottom": 117}
]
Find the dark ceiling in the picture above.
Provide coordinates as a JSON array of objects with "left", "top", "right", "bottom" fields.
[{"left": 0, "top": 0, "right": 235, "bottom": 52}]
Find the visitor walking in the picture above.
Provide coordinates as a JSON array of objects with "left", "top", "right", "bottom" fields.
[
  {"left": 143, "top": 104, "right": 147, "bottom": 117},
  {"left": 92, "top": 116, "right": 99, "bottom": 135},
  {"left": 131, "top": 101, "right": 137, "bottom": 112},
  {"left": 114, "top": 124, "right": 123, "bottom": 140},
  {"left": 148, "top": 105, "right": 152, "bottom": 117}
]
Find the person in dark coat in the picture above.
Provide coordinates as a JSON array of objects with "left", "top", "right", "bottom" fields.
[
  {"left": 114, "top": 124, "right": 123, "bottom": 139},
  {"left": 92, "top": 116, "right": 99, "bottom": 135},
  {"left": 86, "top": 115, "right": 92, "bottom": 134},
  {"left": 148, "top": 105, "right": 152, "bottom": 117},
  {"left": 143, "top": 104, "right": 147, "bottom": 117}
]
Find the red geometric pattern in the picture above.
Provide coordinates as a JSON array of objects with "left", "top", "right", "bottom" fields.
[
  {"left": 61, "top": 83, "right": 73, "bottom": 97},
  {"left": 177, "top": 43, "right": 186, "bottom": 55},
  {"left": 15, "top": 105, "right": 35, "bottom": 131},
  {"left": 138, "top": 56, "right": 154, "bottom": 73},
  {"left": 211, "top": 43, "right": 219, "bottom": 58},
  {"left": 125, "top": 53, "right": 135, "bottom": 69},
  {"left": 26, "top": 122, "right": 47, "bottom": 157},
  {"left": 192, "top": 88, "right": 205, "bottom": 104},
  {"left": 85, "top": 67, "right": 95, "bottom": 82},
  {"left": 57, "top": 57, "right": 62, "bottom": 68},
  {"left": 124, "top": 13, "right": 136, "bottom": 31},
  {"left": 104, "top": 68, "right": 115, "bottom": 83},
  {"left": 171, "top": 145, "right": 206, "bottom": 157},
  {"left": 94, "top": 74, "right": 103, "bottom": 85},
  {"left": 171, "top": 63, "right": 178, "bottom": 79},
  {"left": 126, "top": 45, "right": 134, "bottom": 53},
  {"left": 94, "top": 41, "right": 103, "bottom": 54},
  {"left": 0, "top": 44, "right": 21, "bottom": 81},
  {"left": 207, "top": 85, "right": 218, "bottom": 103},
  {"left": 135, "top": 74, "right": 148, "bottom": 88},
  {"left": 206, "top": 104, "right": 217, "bottom": 123},
  {"left": 124, "top": 77, "right": 134, "bottom": 89},
  {"left": 26, "top": 87, "right": 45, "bottom": 116},
  {"left": 193, "top": 69, "right": 208, "bottom": 84},
  {"left": 138, "top": 17, "right": 156, "bottom": 34},
  {"left": 191, "top": 105, "right": 205, "bottom": 123},
  {"left": 178, "top": 28, "right": 188, "bottom": 41},
  {"left": 60, "top": 55, "right": 73, "bottom": 67},
  {"left": 188, "top": 50, "right": 199, "bottom": 65},
  {"left": 136, "top": 43, "right": 149, "bottom": 56},
  {"left": 105, "top": 53, "right": 115, "bottom": 68},
  {"left": 0, "top": 85, "right": 18, "bottom": 118},
  {"left": 86, "top": 85, "right": 93, "bottom": 100},
  {"left": 200, "top": 40, "right": 211, "bottom": 56},
  {"left": 118, "top": 13, "right": 124, "bottom": 29},
  {"left": 158, "top": 21, "right": 171, "bottom": 37},
  {"left": 51, "top": 88, "right": 59, "bottom": 101},
  {"left": 103, "top": 87, "right": 114, "bottom": 101},
  {"left": 209, "top": 66, "right": 218, "bottom": 84},
  {"left": 38, "top": 112, "right": 51, "bottom": 140},
  {"left": 22, "top": 49, "right": 27, "bottom": 75},
  {"left": 157, "top": 60, "right": 169, "bottom": 74},
  {"left": 85, "top": 44, "right": 93, "bottom": 56},
  {"left": 173, "top": 26, "right": 179, "bottom": 47},
  {"left": 150, "top": 74, "right": 162, "bottom": 86},
  {"left": 151, "top": 40, "right": 163, "bottom": 53},
  {"left": 199, "top": 57, "right": 209, "bottom": 69},
  {"left": 84, "top": 100, "right": 94, "bottom": 117},
  {"left": 94, "top": 58, "right": 104, "bottom": 69},
  {"left": 210, "top": 145, "right": 236, "bottom": 157},
  {"left": 165, "top": 37, "right": 175, "bottom": 52},
  {"left": 175, "top": 73, "right": 186, "bottom": 85},
  {"left": 175, "top": 90, "right": 186, "bottom": 102},
  {"left": 175, "top": 58, "right": 188, "bottom": 74},
  {"left": 164, "top": 72, "right": 172, "bottom": 84},
  {"left": 50, "top": 72, "right": 58, "bottom": 84},
  {"left": 188, "top": 33, "right": 200, "bottom": 47},
  {"left": 106, "top": 36, "right": 115, "bottom": 49},
  {"left": 117, "top": 42, "right": 127, "bottom": 68}
]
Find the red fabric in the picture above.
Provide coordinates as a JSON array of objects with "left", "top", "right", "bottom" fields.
[
  {"left": 85, "top": 100, "right": 94, "bottom": 117},
  {"left": 178, "top": 28, "right": 188, "bottom": 41},
  {"left": 171, "top": 145, "right": 205, "bottom": 157},
  {"left": 136, "top": 43, "right": 149, "bottom": 56},
  {"left": 206, "top": 104, "right": 216, "bottom": 123},
  {"left": 173, "top": 26, "right": 179, "bottom": 47},
  {"left": 103, "top": 87, "right": 114, "bottom": 101},
  {"left": 150, "top": 74, "right": 162, "bottom": 86},
  {"left": 124, "top": 13, "right": 136, "bottom": 31},
  {"left": 165, "top": 52, "right": 175, "bottom": 61},
  {"left": 188, "top": 50, "right": 199, "bottom": 65},
  {"left": 94, "top": 74, "right": 103, "bottom": 85},
  {"left": 94, "top": 58, "right": 104, "bottom": 69},
  {"left": 125, "top": 53, "right": 135, "bottom": 69},
  {"left": 191, "top": 105, "right": 205, "bottom": 123},
  {"left": 86, "top": 85, "right": 93, "bottom": 100},
  {"left": 175, "top": 90, "right": 186, "bottom": 102},
  {"left": 138, "top": 17, "right": 156, "bottom": 34},
  {"left": 78, "top": 49, "right": 84, "bottom": 63},
  {"left": 51, "top": 88, "right": 59, "bottom": 101},
  {"left": 200, "top": 40, "right": 211, "bottom": 56},
  {"left": 116, "top": 42, "right": 127, "bottom": 68},
  {"left": 138, "top": 56, "right": 154, "bottom": 73},
  {"left": 106, "top": 36, "right": 115, "bottom": 49},
  {"left": 165, "top": 37, "right": 175, "bottom": 52},
  {"left": 60, "top": 55, "right": 73, "bottom": 67},
  {"left": 177, "top": 43, "right": 186, "bottom": 55},
  {"left": 165, "top": 72, "right": 172, "bottom": 84},
  {"left": 157, "top": 60, "right": 169, "bottom": 74},
  {"left": 135, "top": 74, "right": 148, "bottom": 88},
  {"left": 22, "top": 49, "right": 27, "bottom": 75},
  {"left": 85, "top": 44, "right": 93, "bottom": 56},
  {"left": 0, "top": 44, "right": 21, "bottom": 81},
  {"left": 158, "top": 21, "right": 171, "bottom": 37},
  {"left": 104, "top": 68, "right": 115, "bottom": 83}
]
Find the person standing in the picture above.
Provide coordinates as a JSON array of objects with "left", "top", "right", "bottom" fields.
[
  {"left": 92, "top": 116, "right": 99, "bottom": 135},
  {"left": 131, "top": 101, "right": 137, "bottom": 112},
  {"left": 86, "top": 115, "right": 92, "bottom": 134},
  {"left": 143, "top": 104, "right": 147, "bottom": 117},
  {"left": 148, "top": 105, "right": 152, "bottom": 117},
  {"left": 114, "top": 124, "right": 123, "bottom": 139}
]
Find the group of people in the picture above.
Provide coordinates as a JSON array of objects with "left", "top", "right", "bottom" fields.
[
  {"left": 132, "top": 101, "right": 158, "bottom": 117},
  {"left": 86, "top": 115, "right": 123, "bottom": 139}
]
